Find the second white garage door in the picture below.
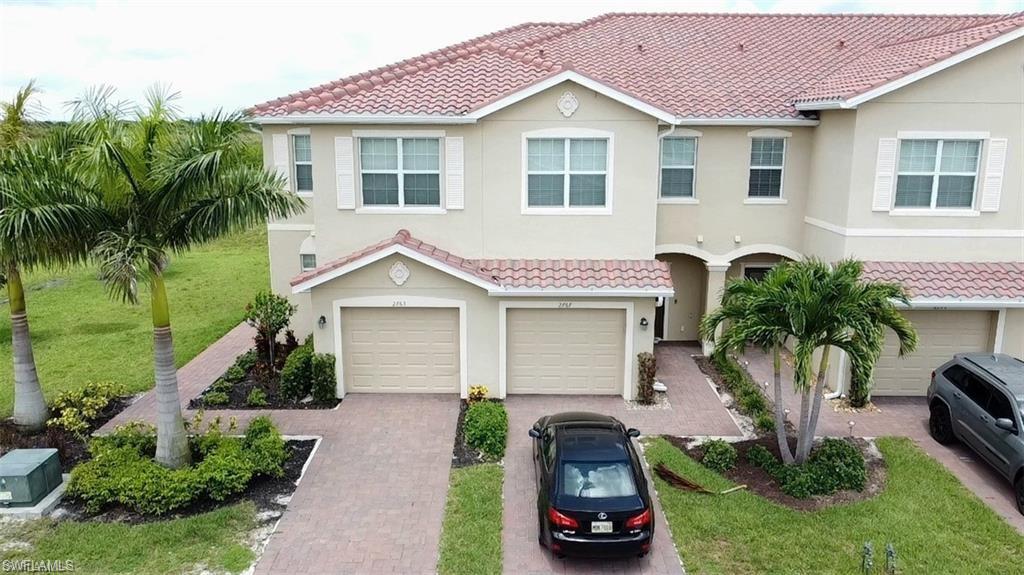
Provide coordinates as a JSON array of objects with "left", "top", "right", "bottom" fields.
[
  {"left": 507, "top": 308, "right": 626, "bottom": 395},
  {"left": 871, "top": 310, "right": 993, "bottom": 396},
  {"left": 340, "top": 307, "right": 460, "bottom": 393}
]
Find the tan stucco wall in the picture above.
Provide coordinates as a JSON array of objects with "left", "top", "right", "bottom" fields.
[
  {"left": 658, "top": 254, "right": 705, "bottom": 341},
  {"left": 826, "top": 39, "right": 1024, "bottom": 262},
  {"left": 655, "top": 126, "right": 812, "bottom": 259},
  {"left": 268, "top": 229, "right": 313, "bottom": 338},
  {"left": 305, "top": 254, "right": 655, "bottom": 398},
  {"left": 1002, "top": 309, "right": 1024, "bottom": 359}
]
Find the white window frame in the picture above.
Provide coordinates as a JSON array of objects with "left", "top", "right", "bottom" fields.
[
  {"left": 744, "top": 129, "right": 789, "bottom": 205},
  {"left": 892, "top": 136, "right": 983, "bottom": 216},
  {"left": 740, "top": 262, "right": 776, "bottom": 281},
  {"left": 289, "top": 129, "right": 313, "bottom": 198},
  {"left": 354, "top": 130, "right": 445, "bottom": 214},
  {"left": 658, "top": 134, "right": 699, "bottom": 204},
  {"left": 300, "top": 253, "right": 317, "bottom": 271},
  {"left": 521, "top": 128, "right": 614, "bottom": 215}
]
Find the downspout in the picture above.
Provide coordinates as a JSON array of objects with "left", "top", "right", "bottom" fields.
[{"left": 825, "top": 349, "right": 846, "bottom": 399}]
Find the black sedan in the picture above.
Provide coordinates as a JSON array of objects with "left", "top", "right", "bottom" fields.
[{"left": 529, "top": 412, "right": 654, "bottom": 558}]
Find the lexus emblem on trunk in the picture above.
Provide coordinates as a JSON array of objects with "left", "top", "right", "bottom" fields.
[{"left": 597, "top": 512, "right": 608, "bottom": 520}]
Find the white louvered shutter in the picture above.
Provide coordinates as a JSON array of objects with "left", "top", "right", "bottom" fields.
[
  {"left": 335, "top": 136, "right": 355, "bottom": 209},
  {"left": 272, "top": 134, "right": 291, "bottom": 191},
  {"left": 980, "top": 138, "right": 1007, "bottom": 212},
  {"left": 445, "top": 137, "right": 465, "bottom": 210},
  {"left": 872, "top": 138, "right": 898, "bottom": 212}
]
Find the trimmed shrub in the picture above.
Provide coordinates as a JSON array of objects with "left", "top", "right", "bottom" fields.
[
  {"left": 280, "top": 343, "right": 314, "bottom": 402},
  {"left": 223, "top": 364, "right": 246, "bottom": 383},
  {"left": 712, "top": 354, "right": 775, "bottom": 434},
  {"left": 637, "top": 352, "right": 656, "bottom": 405},
  {"left": 701, "top": 439, "right": 737, "bottom": 473},
  {"left": 810, "top": 438, "right": 867, "bottom": 493},
  {"left": 47, "top": 381, "right": 124, "bottom": 436},
  {"left": 468, "top": 385, "right": 489, "bottom": 404},
  {"left": 209, "top": 378, "right": 232, "bottom": 394},
  {"left": 745, "top": 439, "right": 866, "bottom": 499},
  {"left": 246, "top": 388, "right": 269, "bottom": 408},
  {"left": 68, "top": 417, "right": 288, "bottom": 515},
  {"left": 746, "top": 444, "right": 776, "bottom": 470},
  {"left": 204, "top": 391, "right": 229, "bottom": 406},
  {"left": 464, "top": 402, "right": 508, "bottom": 460},
  {"left": 754, "top": 412, "right": 776, "bottom": 433},
  {"left": 234, "top": 349, "right": 259, "bottom": 372},
  {"left": 310, "top": 353, "right": 336, "bottom": 403}
]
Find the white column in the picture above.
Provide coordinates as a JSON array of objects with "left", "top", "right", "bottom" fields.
[{"left": 702, "top": 263, "right": 730, "bottom": 355}]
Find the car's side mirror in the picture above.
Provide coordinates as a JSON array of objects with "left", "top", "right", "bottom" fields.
[
  {"left": 528, "top": 428, "right": 541, "bottom": 439},
  {"left": 994, "top": 418, "right": 1016, "bottom": 432},
  {"left": 627, "top": 428, "right": 641, "bottom": 438}
]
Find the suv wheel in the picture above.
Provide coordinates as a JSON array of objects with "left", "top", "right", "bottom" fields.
[
  {"left": 929, "top": 403, "right": 955, "bottom": 445},
  {"left": 1015, "top": 475, "right": 1024, "bottom": 516}
]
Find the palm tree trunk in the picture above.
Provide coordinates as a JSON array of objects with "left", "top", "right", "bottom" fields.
[
  {"left": 794, "top": 368, "right": 813, "bottom": 465},
  {"left": 7, "top": 267, "right": 48, "bottom": 431},
  {"left": 150, "top": 271, "right": 191, "bottom": 469},
  {"left": 797, "top": 345, "right": 832, "bottom": 462},
  {"left": 772, "top": 343, "right": 794, "bottom": 464}
]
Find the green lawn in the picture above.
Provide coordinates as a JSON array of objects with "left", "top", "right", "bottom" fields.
[
  {"left": 0, "top": 502, "right": 256, "bottom": 574},
  {"left": 0, "top": 227, "right": 269, "bottom": 417},
  {"left": 437, "top": 464, "right": 504, "bottom": 575},
  {"left": 644, "top": 437, "right": 1024, "bottom": 574}
]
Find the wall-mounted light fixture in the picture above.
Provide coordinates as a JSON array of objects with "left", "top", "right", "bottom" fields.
[
  {"left": 317, "top": 315, "right": 327, "bottom": 329},
  {"left": 639, "top": 317, "right": 649, "bottom": 330}
]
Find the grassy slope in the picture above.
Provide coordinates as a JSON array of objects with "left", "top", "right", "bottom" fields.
[
  {"left": 0, "top": 502, "right": 256, "bottom": 574},
  {"left": 0, "top": 227, "right": 269, "bottom": 417},
  {"left": 645, "top": 437, "right": 1024, "bottom": 575},
  {"left": 437, "top": 463, "right": 504, "bottom": 575}
]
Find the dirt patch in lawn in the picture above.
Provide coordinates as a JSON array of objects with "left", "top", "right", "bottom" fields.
[
  {"left": 665, "top": 435, "right": 887, "bottom": 511},
  {"left": 0, "top": 396, "right": 135, "bottom": 472},
  {"left": 54, "top": 439, "right": 316, "bottom": 524}
]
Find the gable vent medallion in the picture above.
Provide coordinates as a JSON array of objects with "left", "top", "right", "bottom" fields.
[
  {"left": 389, "top": 260, "right": 410, "bottom": 286},
  {"left": 557, "top": 91, "right": 579, "bottom": 118}
]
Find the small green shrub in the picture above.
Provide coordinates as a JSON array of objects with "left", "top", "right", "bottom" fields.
[
  {"left": 68, "top": 417, "right": 288, "bottom": 515},
  {"left": 280, "top": 343, "right": 314, "bottom": 401},
  {"left": 701, "top": 439, "right": 737, "bottom": 473},
  {"left": 47, "top": 381, "right": 124, "bottom": 436},
  {"left": 310, "top": 353, "right": 336, "bottom": 403},
  {"left": 234, "top": 349, "right": 259, "bottom": 372},
  {"left": 223, "top": 364, "right": 246, "bottom": 383},
  {"left": 464, "top": 402, "right": 508, "bottom": 459},
  {"left": 746, "top": 444, "right": 777, "bottom": 470},
  {"left": 209, "top": 378, "right": 232, "bottom": 394},
  {"left": 754, "top": 412, "right": 776, "bottom": 433},
  {"left": 246, "top": 388, "right": 269, "bottom": 408},
  {"left": 204, "top": 391, "right": 230, "bottom": 406},
  {"left": 745, "top": 439, "right": 866, "bottom": 499}
]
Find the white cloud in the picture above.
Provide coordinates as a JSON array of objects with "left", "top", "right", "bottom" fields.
[{"left": 1, "top": 0, "right": 1017, "bottom": 119}]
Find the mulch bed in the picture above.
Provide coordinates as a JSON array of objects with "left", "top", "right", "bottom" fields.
[
  {"left": 0, "top": 396, "right": 134, "bottom": 472},
  {"left": 54, "top": 439, "right": 316, "bottom": 524},
  {"left": 189, "top": 359, "right": 340, "bottom": 411},
  {"left": 665, "top": 435, "right": 887, "bottom": 511},
  {"left": 451, "top": 400, "right": 490, "bottom": 468},
  {"left": 693, "top": 354, "right": 796, "bottom": 435}
]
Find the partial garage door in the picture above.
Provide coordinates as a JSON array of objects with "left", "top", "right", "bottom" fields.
[
  {"left": 871, "top": 310, "right": 993, "bottom": 396},
  {"left": 507, "top": 308, "right": 626, "bottom": 395},
  {"left": 340, "top": 307, "right": 459, "bottom": 393}
]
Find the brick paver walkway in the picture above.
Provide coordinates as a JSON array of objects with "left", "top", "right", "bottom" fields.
[{"left": 742, "top": 348, "right": 1024, "bottom": 533}]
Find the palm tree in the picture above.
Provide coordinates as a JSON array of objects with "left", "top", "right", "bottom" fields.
[
  {"left": 0, "top": 80, "right": 53, "bottom": 431},
  {"left": 702, "top": 259, "right": 917, "bottom": 465},
  {"left": 69, "top": 87, "right": 302, "bottom": 467},
  {"left": 701, "top": 265, "right": 798, "bottom": 463}
]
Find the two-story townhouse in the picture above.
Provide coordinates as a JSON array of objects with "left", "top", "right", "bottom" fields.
[{"left": 251, "top": 13, "right": 1024, "bottom": 402}]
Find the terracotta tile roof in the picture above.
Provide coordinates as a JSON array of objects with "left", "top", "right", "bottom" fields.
[
  {"left": 862, "top": 261, "right": 1024, "bottom": 301},
  {"left": 251, "top": 12, "right": 1024, "bottom": 120},
  {"left": 290, "top": 229, "right": 673, "bottom": 292}
]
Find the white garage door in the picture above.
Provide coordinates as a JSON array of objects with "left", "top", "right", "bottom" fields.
[
  {"left": 507, "top": 308, "right": 626, "bottom": 395},
  {"left": 340, "top": 307, "right": 459, "bottom": 393},
  {"left": 871, "top": 310, "right": 993, "bottom": 396}
]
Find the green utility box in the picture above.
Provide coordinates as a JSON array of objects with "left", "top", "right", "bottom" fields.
[{"left": 0, "top": 448, "right": 62, "bottom": 507}]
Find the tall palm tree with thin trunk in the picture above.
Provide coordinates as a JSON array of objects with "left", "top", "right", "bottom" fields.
[
  {"left": 70, "top": 86, "right": 302, "bottom": 467},
  {"left": 702, "top": 259, "right": 917, "bottom": 465},
  {"left": 0, "top": 80, "right": 54, "bottom": 430}
]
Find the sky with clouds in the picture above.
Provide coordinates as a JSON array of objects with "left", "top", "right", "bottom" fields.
[{"left": 1, "top": 0, "right": 1020, "bottom": 120}]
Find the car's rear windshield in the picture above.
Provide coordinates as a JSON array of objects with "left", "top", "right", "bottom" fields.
[{"left": 561, "top": 460, "right": 638, "bottom": 499}]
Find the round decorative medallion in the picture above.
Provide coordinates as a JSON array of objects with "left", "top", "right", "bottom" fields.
[
  {"left": 388, "top": 260, "right": 410, "bottom": 286},
  {"left": 556, "top": 91, "right": 579, "bottom": 118}
]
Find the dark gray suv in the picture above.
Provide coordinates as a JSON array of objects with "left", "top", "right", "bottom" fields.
[{"left": 927, "top": 353, "right": 1024, "bottom": 515}]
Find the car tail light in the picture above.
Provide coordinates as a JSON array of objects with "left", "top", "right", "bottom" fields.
[
  {"left": 548, "top": 507, "right": 579, "bottom": 529},
  {"left": 625, "top": 508, "right": 651, "bottom": 529}
]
